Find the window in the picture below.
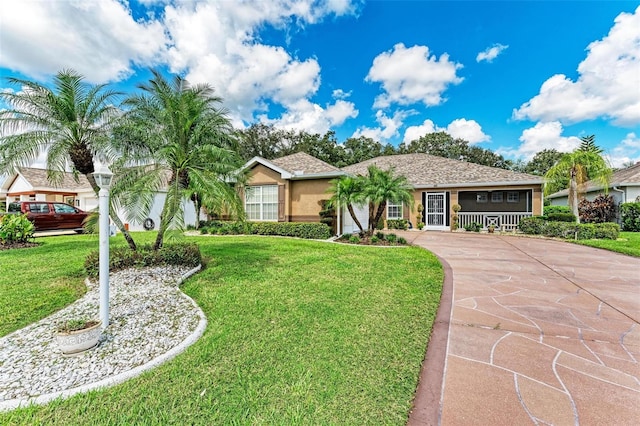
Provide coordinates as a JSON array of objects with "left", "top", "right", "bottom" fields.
[
  {"left": 491, "top": 192, "right": 503, "bottom": 203},
  {"left": 387, "top": 202, "right": 403, "bottom": 220},
  {"left": 245, "top": 185, "right": 278, "bottom": 221},
  {"left": 54, "top": 203, "right": 77, "bottom": 213},
  {"left": 507, "top": 192, "right": 520, "bottom": 203},
  {"left": 29, "top": 203, "right": 49, "bottom": 213},
  {"left": 476, "top": 192, "right": 488, "bottom": 203}
]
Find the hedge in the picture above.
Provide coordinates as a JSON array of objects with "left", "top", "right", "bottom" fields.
[
  {"left": 620, "top": 202, "right": 640, "bottom": 232},
  {"left": 85, "top": 243, "right": 202, "bottom": 278},
  {"left": 387, "top": 219, "right": 408, "bottom": 230},
  {"left": 519, "top": 216, "right": 619, "bottom": 240},
  {"left": 546, "top": 212, "right": 576, "bottom": 222},
  {"left": 544, "top": 205, "right": 571, "bottom": 215},
  {"left": 200, "top": 220, "right": 331, "bottom": 240}
]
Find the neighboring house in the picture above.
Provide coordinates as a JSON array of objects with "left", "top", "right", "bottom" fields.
[
  {"left": 242, "top": 152, "right": 344, "bottom": 222},
  {"left": 0, "top": 174, "right": 7, "bottom": 211},
  {"left": 547, "top": 162, "right": 640, "bottom": 211},
  {"left": 1, "top": 167, "right": 202, "bottom": 232},
  {"left": 242, "top": 152, "right": 544, "bottom": 233}
]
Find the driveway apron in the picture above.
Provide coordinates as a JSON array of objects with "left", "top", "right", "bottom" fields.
[{"left": 403, "top": 232, "right": 639, "bottom": 425}]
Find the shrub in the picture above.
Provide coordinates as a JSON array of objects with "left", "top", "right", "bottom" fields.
[
  {"left": 0, "top": 214, "right": 35, "bottom": 244},
  {"left": 349, "top": 235, "right": 360, "bottom": 244},
  {"left": 620, "top": 202, "right": 640, "bottom": 231},
  {"left": 85, "top": 242, "right": 202, "bottom": 278},
  {"left": 250, "top": 222, "right": 331, "bottom": 239},
  {"left": 579, "top": 195, "right": 616, "bottom": 224},
  {"left": 519, "top": 217, "right": 546, "bottom": 235},
  {"left": 464, "top": 222, "right": 482, "bottom": 232},
  {"left": 370, "top": 235, "right": 379, "bottom": 243},
  {"left": 386, "top": 233, "right": 397, "bottom": 243},
  {"left": 593, "top": 222, "right": 620, "bottom": 240},
  {"left": 417, "top": 222, "right": 425, "bottom": 230},
  {"left": 397, "top": 236, "right": 407, "bottom": 244},
  {"left": 519, "top": 217, "right": 619, "bottom": 240},
  {"left": 546, "top": 212, "right": 576, "bottom": 222},
  {"left": 544, "top": 205, "right": 571, "bottom": 215},
  {"left": 387, "top": 219, "right": 408, "bottom": 230}
]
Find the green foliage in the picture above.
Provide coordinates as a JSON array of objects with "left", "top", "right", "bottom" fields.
[
  {"left": 362, "top": 165, "right": 414, "bottom": 233},
  {"left": 397, "top": 236, "right": 407, "bottom": 244},
  {"left": 464, "top": 222, "right": 482, "bottom": 232},
  {"left": 519, "top": 217, "right": 619, "bottom": 240},
  {"left": 370, "top": 235, "right": 379, "bottom": 243},
  {"left": 385, "top": 233, "right": 397, "bottom": 243},
  {"left": 544, "top": 205, "right": 571, "bottom": 215},
  {"left": 525, "top": 149, "right": 564, "bottom": 176},
  {"left": 56, "top": 319, "right": 99, "bottom": 333},
  {"left": 84, "top": 243, "right": 202, "bottom": 278},
  {"left": 0, "top": 214, "right": 35, "bottom": 244},
  {"left": 417, "top": 222, "right": 425, "bottom": 230},
  {"left": 375, "top": 231, "right": 385, "bottom": 240},
  {"left": 198, "top": 220, "right": 331, "bottom": 239},
  {"left": 387, "top": 219, "right": 408, "bottom": 230},
  {"left": 579, "top": 195, "right": 616, "bottom": 224},
  {"left": 348, "top": 234, "right": 361, "bottom": 244},
  {"left": 546, "top": 212, "right": 576, "bottom": 222},
  {"left": 620, "top": 202, "right": 640, "bottom": 231}
]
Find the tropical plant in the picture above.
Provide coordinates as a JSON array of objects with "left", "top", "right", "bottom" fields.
[
  {"left": 362, "top": 165, "right": 414, "bottom": 233},
  {"left": 0, "top": 69, "right": 137, "bottom": 249},
  {"left": 544, "top": 150, "right": 611, "bottom": 223},
  {"left": 327, "top": 175, "right": 366, "bottom": 233},
  {"left": 114, "top": 69, "right": 245, "bottom": 249}
]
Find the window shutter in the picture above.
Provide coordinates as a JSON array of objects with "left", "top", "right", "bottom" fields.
[{"left": 278, "top": 184, "right": 285, "bottom": 221}]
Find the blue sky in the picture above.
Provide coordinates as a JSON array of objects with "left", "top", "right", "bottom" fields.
[{"left": 1, "top": 0, "right": 639, "bottom": 167}]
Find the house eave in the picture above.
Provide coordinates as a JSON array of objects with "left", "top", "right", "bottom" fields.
[
  {"left": 289, "top": 171, "right": 346, "bottom": 180},
  {"left": 413, "top": 180, "right": 543, "bottom": 190}
]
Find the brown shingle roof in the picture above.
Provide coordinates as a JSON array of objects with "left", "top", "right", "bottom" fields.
[
  {"left": 17, "top": 167, "right": 92, "bottom": 191},
  {"left": 341, "top": 153, "right": 542, "bottom": 186},
  {"left": 270, "top": 152, "right": 342, "bottom": 175},
  {"left": 548, "top": 162, "right": 640, "bottom": 197}
]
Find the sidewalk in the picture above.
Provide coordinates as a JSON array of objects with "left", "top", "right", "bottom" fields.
[{"left": 403, "top": 232, "right": 640, "bottom": 425}]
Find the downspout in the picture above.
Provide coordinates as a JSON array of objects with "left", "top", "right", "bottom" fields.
[{"left": 336, "top": 199, "right": 341, "bottom": 237}]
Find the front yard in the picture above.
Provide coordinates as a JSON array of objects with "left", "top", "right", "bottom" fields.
[
  {"left": 0, "top": 233, "right": 442, "bottom": 424},
  {"left": 573, "top": 231, "right": 640, "bottom": 257}
]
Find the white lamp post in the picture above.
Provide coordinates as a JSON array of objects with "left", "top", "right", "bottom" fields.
[{"left": 93, "top": 164, "right": 113, "bottom": 329}]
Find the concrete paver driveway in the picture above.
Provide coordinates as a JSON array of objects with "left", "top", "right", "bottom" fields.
[{"left": 404, "top": 232, "right": 639, "bottom": 425}]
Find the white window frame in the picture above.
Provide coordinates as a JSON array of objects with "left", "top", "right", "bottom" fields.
[
  {"left": 245, "top": 185, "right": 278, "bottom": 221},
  {"left": 476, "top": 192, "right": 488, "bottom": 203},
  {"left": 507, "top": 191, "right": 520, "bottom": 203},
  {"left": 491, "top": 192, "right": 503, "bottom": 203},
  {"left": 387, "top": 202, "right": 403, "bottom": 220}
]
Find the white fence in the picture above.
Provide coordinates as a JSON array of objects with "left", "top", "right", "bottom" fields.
[{"left": 458, "top": 212, "right": 533, "bottom": 231}]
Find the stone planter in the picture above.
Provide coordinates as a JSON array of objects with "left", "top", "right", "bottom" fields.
[{"left": 55, "top": 321, "right": 102, "bottom": 355}]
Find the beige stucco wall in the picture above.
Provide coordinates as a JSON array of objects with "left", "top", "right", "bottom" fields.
[{"left": 290, "top": 179, "right": 332, "bottom": 222}]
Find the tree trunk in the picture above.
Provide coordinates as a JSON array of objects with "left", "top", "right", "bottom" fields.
[
  {"left": 569, "top": 167, "right": 580, "bottom": 224},
  {"left": 347, "top": 203, "right": 364, "bottom": 233},
  {"left": 373, "top": 202, "right": 387, "bottom": 232},
  {"left": 368, "top": 202, "right": 376, "bottom": 233},
  {"left": 86, "top": 173, "right": 137, "bottom": 251}
]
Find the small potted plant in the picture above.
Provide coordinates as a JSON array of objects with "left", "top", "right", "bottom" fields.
[
  {"left": 487, "top": 224, "right": 496, "bottom": 234},
  {"left": 55, "top": 319, "right": 102, "bottom": 355}
]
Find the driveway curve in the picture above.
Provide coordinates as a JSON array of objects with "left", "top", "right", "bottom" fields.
[{"left": 402, "top": 232, "right": 639, "bottom": 426}]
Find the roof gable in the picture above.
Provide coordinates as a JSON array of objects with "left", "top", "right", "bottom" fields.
[
  {"left": 8, "top": 168, "right": 92, "bottom": 192},
  {"left": 243, "top": 152, "right": 344, "bottom": 179}
]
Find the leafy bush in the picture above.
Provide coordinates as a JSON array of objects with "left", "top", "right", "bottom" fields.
[
  {"left": 519, "top": 217, "right": 619, "bottom": 240},
  {"left": 546, "top": 212, "right": 576, "bottom": 222},
  {"left": 386, "top": 233, "right": 397, "bottom": 243},
  {"left": 417, "top": 222, "right": 425, "bottom": 230},
  {"left": 620, "top": 202, "right": 640, "bottom": 231},
  {"left": 85, "top": 242, "right": 202, "bottom": 278},
  {"left": 375, "top": 231, "right": 385, "bottom": 240},
  {"left": 198, "top": 220, "right": 331, "bottom": 239},
  {"left": 387, "top": 219, "right": 408, "bottom": 230},
  {"left": 397, "top": 236, "right": 407, "bottom": 244},
  {"left": 348, "top": 235, "right": 360, "bottom": 244},
  {"left": 464, "top": 222, "right": 482, "bottom": 232},
  {"left": 579, "top": 195, "right": 616, "bottom": 224},
  {"left": 0, "top": 214, "right": 35, "bottom": 244},
  {"left": 544, "top": 205, "right": 571, "bottom": 215},
  {"left": 370, "top": 235, "right": 379, "bottom": 243}
]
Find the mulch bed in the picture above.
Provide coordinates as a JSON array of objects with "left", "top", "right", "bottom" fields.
[{"left": 0, "top": 242, "right": 41, "bottom": 251}]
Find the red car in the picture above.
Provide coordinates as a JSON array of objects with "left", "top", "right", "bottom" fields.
[{"left": 7, "top": 201, "right": 89, "bottom": 232}]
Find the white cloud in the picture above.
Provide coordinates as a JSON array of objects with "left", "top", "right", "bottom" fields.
[
  {"left": 259, "top": 98, "right": 358, "bottom": 134},
  {"left": 476, "top": 43, "right": 509, "bottom": 63},
  {"left": 0, "top": 0, "right": 167, "bottom": 83},
  {"left": 513, "top": 6, "right": 640, "bottom": 126},
  {"left": 352, "top": 110, "right": 413, "bottom": 142},
  {"left": 332, "top": 89, "right": 351, "bottom": 99},
  {"left": 609, "top": 132, "right": 640, "bottom": 168},
  {"left": 403, "top": 118, "right": 490, "bottom": 144},
  {"left": 366, "top": 43, "right": 463, "bottom": 109},
  {"left": 506, "top": 121, "right": 581, "bottom": 159}
]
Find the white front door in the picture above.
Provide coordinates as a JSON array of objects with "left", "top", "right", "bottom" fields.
[{"left": 425, "top": 192, "right": 448, "bottom": 231}]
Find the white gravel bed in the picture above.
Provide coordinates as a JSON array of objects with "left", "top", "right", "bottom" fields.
[{"left": 0, "top": 265, "right": 206, "bottom": 411}]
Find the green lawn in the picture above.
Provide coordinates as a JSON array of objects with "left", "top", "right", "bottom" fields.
[
  {"left": 573, "top": 231, "right": 640, "bottom": 257},
  {"left": 0, "top": 234, "right": 443, "bottom": 424}
]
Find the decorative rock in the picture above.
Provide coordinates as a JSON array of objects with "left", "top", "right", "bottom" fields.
[{"left": 0, "top": 266, "right": 205, "bottom": 410}]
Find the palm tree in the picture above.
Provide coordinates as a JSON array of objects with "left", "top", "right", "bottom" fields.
[
  {"left": 0, "top": 69, "right": 138, "bottom": 250},
  {"left": 115, "top": 69, "right": 244, "bottom": 249},
  {"left": 327, "top": 175, "right": 366, "bottom": 233},
  {"left": 544, "top": 150, "right": 611, "bottom": 223},
  {"left": 362, "top": 165, "right": 414, "bottom": 233}
]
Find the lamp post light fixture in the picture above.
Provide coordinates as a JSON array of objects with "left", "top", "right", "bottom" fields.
[{"left": 93, "top": 164, "right": 113, "bottom": 329}]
